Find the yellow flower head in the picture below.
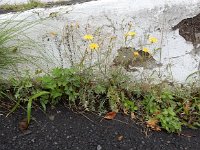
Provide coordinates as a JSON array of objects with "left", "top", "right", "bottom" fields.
[
  {"left": 83, "top": 34, "right": 94, "bottom": 40},
  {"left": 89, "top": 43, "right": 99, "bottom": 50},
  {"left": 143, "top": 47, "right": 149, "bottom": 53},
  {"left": 125, "top": 31, "right": 136, "bottom": 37},
  {"left": 133, "top": 51, "right": 139, "bottom": 57},
  {"left": 149, "top": 36, "right": 158, "bottom": 43}
]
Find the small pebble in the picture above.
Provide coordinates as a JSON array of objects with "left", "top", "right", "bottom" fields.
[
  {"left": 97, "top": 145, "right": 102, "bottom": 150},
  {"left": 54, "top": 142, "right": 58, "bottom": 145},
  {"left": 12, "top": 136, "right": 17, "bottom": 141},
  {"left": 49, "top": 115, "right": 55, "bottom": 121},
  {"left": 67, "top": 136, "right": 70, "bottom": 139}
]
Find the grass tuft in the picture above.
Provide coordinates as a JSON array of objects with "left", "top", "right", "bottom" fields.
[{"left": 0, "top": 0, "right": 45, "bottom": 12}]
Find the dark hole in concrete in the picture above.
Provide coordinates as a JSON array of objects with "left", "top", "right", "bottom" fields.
[
  {"left": 113, "top": 47, "right": 161, "bottom": 72},
  {"left": 172, "top": 13, "right": 200, "bottom": 48}
]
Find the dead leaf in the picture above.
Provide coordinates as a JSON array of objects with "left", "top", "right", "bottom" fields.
[
  {"left": 104, "top": 112, "right": 116, "bottom": 120},
  {"left": 123, "top": 109, "right": 128, "bottom": 115},
  {"left": 146, "top": 118, "right": 158, "bottom": 127},
  {"left": 117, "top": 135, "right": 124, "bottom": 141},
  {"left": 154, "top": 126, "right": 161, "bottom": 131},
  {"left": 146, "top": 118, "right": 161, "bottom": 131},
  {"left": 19, "top": 118, "right": 29, "bottom": 132},
  {"left": 153, "top": 111, "right": 161, "bottom": 115},
  {"left": 184, "top": 101, "right": 191, "bottom": 114},
  {"left": 131, "top": 112, "right": 136, "bottom": 120}
]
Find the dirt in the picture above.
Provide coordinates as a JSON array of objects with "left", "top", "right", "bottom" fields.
[
  {"left": 172, "top": 13, "right": 200, "bottom": 48},
  {"left": 0, "top": 104, "right": 200, "bottom": 150}
]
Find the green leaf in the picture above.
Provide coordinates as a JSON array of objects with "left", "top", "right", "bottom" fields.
[
  {"left": 40, "top": 100, "right": 47, "bottom": 111},
  {"left": 27, "top": 98, "right": 32, "bottom": 124},
  {"left": 27, "top": 91, "right": 49, "bottom": 124}
]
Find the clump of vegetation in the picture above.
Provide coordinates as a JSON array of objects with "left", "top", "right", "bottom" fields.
[
  {"left": 0, "top": 24, "right": 24, "bottom": 75},
  {"left": 0, "top": 15, "right": 42, "bottom": 74},
  {"left": 0, "top": 0, "right": 45, "bottom": 12},
  {"left": 8, "top": 65, "right": 199, "bottom": 132},
  {"left": 0, "top": 19, "right": 199, "bottom": 133}
]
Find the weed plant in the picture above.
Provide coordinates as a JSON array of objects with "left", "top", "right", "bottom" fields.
[
  {"left": 0, "top": 19, "right": 199, "bottom": 133},
  {"left": 0, "top": 19, "right": 24, "bottom": 72}
]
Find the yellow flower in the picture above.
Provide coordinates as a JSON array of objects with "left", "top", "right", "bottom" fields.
[
  {"left": 89, "top": 43, "right": 99, "bottom": 50},
  {"left": 133, "top": 51, "right": 139, "bottom": 57},
  {"left": 83, "top": 34, "right": 94, "bottom": 40},
  {"left": 149, "top": 36, "right": 158, "bottom": 43},
  {"left": 125, "top": 31, "right": 136, "bottom": 37},
  {"left": 143, "top": 47, "right": 149, "bottom": 53}
]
